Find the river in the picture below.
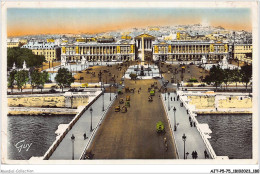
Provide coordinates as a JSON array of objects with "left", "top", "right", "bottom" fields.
[
  {"left": 7, "top": 115, "right": 75, "bottom": 160},
  {"left": 196, "top": 114, "right": 252, "bottom": 159}
]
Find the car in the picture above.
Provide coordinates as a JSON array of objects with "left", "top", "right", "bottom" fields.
[
  {"left": 198, "top": 84, "right": 206, "bottom": 87},
  {"left": 49, "top": 89, "right": 56, "bottom": 93},
  {"left": 68, "top": 88, "right": 78, "bottom": 92},
  {"left": 51, "top": 85, "right": 59, "bottom": 89}
]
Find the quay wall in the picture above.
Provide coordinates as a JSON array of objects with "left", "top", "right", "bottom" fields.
[{"left": 8, "top": 94, "right": 89, "bottom": 108}]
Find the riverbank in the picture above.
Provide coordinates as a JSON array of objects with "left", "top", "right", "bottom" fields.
[{"left": 8, "top": 107, "right": 78, "bottom": 116}]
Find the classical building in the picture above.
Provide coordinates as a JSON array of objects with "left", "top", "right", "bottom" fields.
[
  {"left": 60, "top": 39, "right": 135, "bottom": 62},
  {"left": 58, "top": 33, "right": 252, "bottom": 63},
  {"left": 153, "top": 40, "right": 229, "bottom": 61},
  {"left": 233, "top": 44, "right": 252, "bottom": 64},
  {"left": 21, "top": 41, "right": 61, "bottom": 62},
  {"left": 134, "top": 34, "right": 155, "bottom": 62}
]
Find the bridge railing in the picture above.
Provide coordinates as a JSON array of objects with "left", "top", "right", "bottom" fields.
[
  {"left": 79, "top": 94, "right": 117, "bottom": 160},
  {"left": 43, "top": 91, "right": 103, "bottom": 160},
  {"left": 160, "top": 94, "right": 179, "bottom": 159}
]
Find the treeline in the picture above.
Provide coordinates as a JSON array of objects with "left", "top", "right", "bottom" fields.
[
  {"left": 203, "top": 64, "right": 252, "bottom": 91},
  {"left": 8, "top": 67, "right": 75, "bottom": 93},
  {"left": 7, "top": 47, "right": 45, "bottom": 69},
  {"left": 8, "top": 69, "right": 49, "bottom": 93}
]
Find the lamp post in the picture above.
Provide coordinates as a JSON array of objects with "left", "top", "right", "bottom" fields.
[
  {"left": 173, "top": 107, "right": 177, "bottom": 131},
  {"left": 102, "top": 82, "right": 105, "bottom": 111},
  {"left": 110, "top": 84, "right": 112, "bottom": 101},
  {"left": 90, "top": 107, "right": 93, "bottom": 132},
  {"left": 71, "top": 134, "right": 75, "bottom": 160},
  {"left": 168, "top": 92, "right": 170, "bottom": 111},
  {"left": 164, "top": 88, "right": 167, "bottom": 101},
  {"left": 182, "top": 134, "right": 187, "bottom": 159}
]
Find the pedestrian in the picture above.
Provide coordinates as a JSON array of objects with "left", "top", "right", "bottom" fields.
[
  {"left": 192, "top": 151, "right": 195, "bottom": 159},
  {"left": 164, "top": 137, "right": 167, "bottom": 144},
  {"left": 193, "top": 122, "right": 196, "bottom": 127},
  {"left": 174, "top": 97, "right": 175, "bottom": 101},
  {"left": 204, "top": 150, "right": 207, "bottom": 159},
  {"left": 194, "top": 151, "right": 198, "bottom": 159},
  {"left": 190, "top": 121, "right": 193, "bottom": 127},
  {"left": 189, "top": 116, "right": 191, "bottom": 122},
  {"left": 83, "top": 133, "right": 87, "bottom": 140},
  {"left": 171, "top": 97, "right": 172, "bottom": 101}
]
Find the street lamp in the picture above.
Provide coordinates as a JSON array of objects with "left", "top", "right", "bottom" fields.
[
  {"left": 168, "top": 92, "right": 170, "bottom": 111},
  {"left": 71, "top": 134, "right": 75, "bottom": 160},
  {"left": 90, "top": 107, "right": 93, "bottom": 132},
  {"left": 182, "top": 134, "right": 187, "bottom": 159},
  {"left": 164, "top": 88, "right": 167, "bottom": 101},
  {"left": 173, "top": 107, "right": 177, "bottom": 131},
  {"left": 110, "top": 84, "right": 112, "bottom": 101},
  {"left": 102, "top": 82, "right": 105, "bottom": 111}
]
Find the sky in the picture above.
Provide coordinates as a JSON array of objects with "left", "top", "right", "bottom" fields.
[{"left": 7, "top": 8, "right": 251, "bottom": 37}]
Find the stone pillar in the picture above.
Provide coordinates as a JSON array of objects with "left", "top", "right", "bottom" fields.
[{"left": 142, "top": 37, "right": 145, "bottom": 65}]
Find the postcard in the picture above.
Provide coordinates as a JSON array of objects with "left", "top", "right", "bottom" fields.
[{"left": 1, "top": 1, "right": 259, "bottom": 173}]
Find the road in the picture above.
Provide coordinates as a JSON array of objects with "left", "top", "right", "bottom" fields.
[{"left": 86, "top": 79, "right": 178, "bottom": 159}]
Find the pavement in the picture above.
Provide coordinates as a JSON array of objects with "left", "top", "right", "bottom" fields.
[
  {"left": 86, "top": 79, "right": 178, "bottom": 159},
  {"left": 161, "top": 92, "right": 212, "bottom": 159},
  {"left": 49, "top": 93, "right": 116, "bottom": 160}
]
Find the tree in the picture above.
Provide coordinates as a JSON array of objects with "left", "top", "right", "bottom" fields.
[
  {"left": 203, "top": 65, "right": 224, "bottom": 91},
  {"left": 230, "top": 69, "right": 240, "bottom": 91},
  {"left": 223, "top": 69, "right": 231, "bottom": 90},
  {"left": 55, "top": 68, "right": 75, "bottom": 92},
  {"left": 38, "top": 71, "right": 49, "bottom": 93},
  {"left": 129, "top": 73, "right": 137, "bottom": 80},
  {"left": 15, "top": 70, "right": 29, "bottom": 92},
  {"left": 8, "top": 70, "right": 17, "bottom": 94},
  {"left": 7, "top": 47, "right": 45, "bottom": 69},
  {"left": 30, "top": 69, "right": 40, "bottom": 93},
  {"left": 240, "top": 64, "right": 252, "bottom": 92}
]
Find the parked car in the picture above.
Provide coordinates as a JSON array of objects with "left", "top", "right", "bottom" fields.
[
  {"left": 49, "top": 89, "right": 56, "bottom": 93},
  {"left": 198, "top": 84, "right": 206, "bottom": 87}
]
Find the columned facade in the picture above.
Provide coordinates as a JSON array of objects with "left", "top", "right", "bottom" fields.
[
  {"left": 61, "top": 41, "right": 135, "bottom": 62},
  {"left": 153, "top": 41, "right": 229, "bottom": 62}
]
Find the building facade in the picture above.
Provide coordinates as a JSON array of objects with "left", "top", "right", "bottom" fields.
[
  {"left": 60, "top": 39, "right": 135, "bottom": 62},
  {"left": 22, "top": 41, "right": 61, "bottom": 62},
  {"left": 233, "top": 44, "right": 252, "bottom": 64},
  {"left": 153, "top": 40, "right": 229, "bottom": 61}
]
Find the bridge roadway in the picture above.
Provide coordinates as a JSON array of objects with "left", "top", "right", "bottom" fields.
[
  {"left": 86, "top": 79, "right": 178, "bottom": 159},
  {"left": 49, "top": 93, "right": 116, "bottom": 160}
]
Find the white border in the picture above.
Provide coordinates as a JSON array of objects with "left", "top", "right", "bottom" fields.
[{"left": 1, "top": 0, "right": 259, "bottom": 173}]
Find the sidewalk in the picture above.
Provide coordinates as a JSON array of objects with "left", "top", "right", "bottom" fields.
[
  {"left": 49, "top": 93, "right": 116, "bottom": 160},
  {"left": 161, "top": 92, "right": 212, "bottom": 159}
]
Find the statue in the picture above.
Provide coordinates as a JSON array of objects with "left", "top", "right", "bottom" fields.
[
  {"left": 61, "top": 55, "right": 66, "bottom": 66},
  {"left": 201, "top": 55, "right": 207, "bottom": 64},
  {"left": 12, "top": 62, "right": 16, "bottom": 70},
  {"left": 23, "top": 61, "right": 27, "bottom": 70},
  {"left": 81, "top": 56, "right": 86, "bottom": 65}
]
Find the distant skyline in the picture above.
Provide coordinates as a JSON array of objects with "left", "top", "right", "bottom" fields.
[{"left": 7, "top": 8, "right": 251, "bottom": 37}]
